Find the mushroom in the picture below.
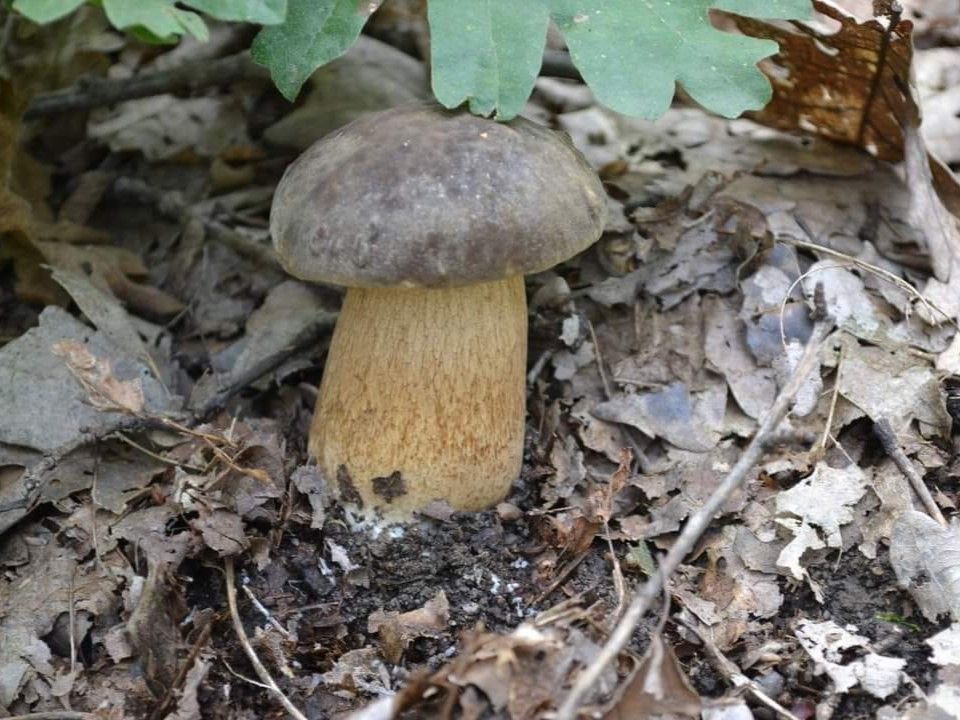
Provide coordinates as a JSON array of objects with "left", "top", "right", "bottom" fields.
[{"left": 270, "top": 104, "right": 605, "bottom": 521}]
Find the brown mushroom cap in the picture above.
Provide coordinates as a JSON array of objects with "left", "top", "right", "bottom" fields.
[{"left": 270, "top": 103, "right": 606, "bottom": 288}]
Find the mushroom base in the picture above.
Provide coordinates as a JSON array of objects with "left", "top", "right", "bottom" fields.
[{"left": 310, "top": 276, "right": 527, "bottom": 520}]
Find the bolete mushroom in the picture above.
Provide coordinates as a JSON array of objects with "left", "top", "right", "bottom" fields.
[{"left": 271, "top": 103, "right": 605, "bottom": 521}]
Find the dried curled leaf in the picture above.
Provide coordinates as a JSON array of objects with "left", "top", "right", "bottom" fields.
[
  {"left": 602, "top": 633, "right": 702, "bottom": 719},
  {"left": 52, "top": 339, "right": 145, "bottom": 415},
  {"left": 367, "top": 590, "right": 449, "bottom": 664},
  {"left": 890, "top": 510, "right": 960, "bottom": 622},
  {"left": 733, "top": 1, "right": 960, "bottom": 285},
  {"left": 795, "top": 619, "right": 905, "bottom": 699},
  {"left": 733, "top": 0, "right": 915, "bottom": 161}
]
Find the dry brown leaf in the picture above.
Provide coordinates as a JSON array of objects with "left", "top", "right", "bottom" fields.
[
  {"left": 323, "top": 647, "right": 392, "bottom": 696},
  {"left": 0, "top": 522, "right": 125, "bottom": 707},
  {"left": 593, "top": 380, "right": 727, "bottom": 453},
  {"left": 189, "top": 507, "right": 249, "bottom": 557},
  {"left": 539, "top": 510, "right": 602, "bottom": 559},
  {"left": 903, "top": 123, "right": 960, "bottom": 286},
  {"left": 733, "top": 1, "right": 914, "bottom": 162},
  {"left": 51, "top": 339, "right": 145, "bottom": 415},
  {"left": 602, "top": 634, "right": 702, "bottom": 719},
  {"left": 168, "top": 657, "right": 211, "bottom": 720},
  {"left": 88, "top": 95, "right": 250, "bottom": 161},
  {"left": 367, "top": 590, "right": 450, "bottom": 664},
  {"left": 0, "top": 184, "right": 67, "bottom": 306},
  {"left": 0, "top": 199, "right": 184, "bottom": 316},
  {"left": 51, "top": 266, "right": 158, "bottom": 374},
  {"left": 443, "top": 625, "right": 572, "bottom": 719},
  {"left": 733, "top": 1, "right": 960, "bottom": 285},
  {"left": 890, "top": 510, "right": 960, "bottom": 622},
  {"left": 110, "top": 505, "right": 195, "bottom": 568},
  {"left": 795, "top": 619, "right": 905, "bottom": 698},
  {"left": 586, "top": 448, "right": 632, "bottom": 524},
  {"left": 39, "top": 240, "right": 185, "bottom": 318},
  {"left": 125, "top": 561, "right": 187, "bottom": 696}
]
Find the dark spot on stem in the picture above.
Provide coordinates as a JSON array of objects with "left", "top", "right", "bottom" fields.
[
  {"left": 337, "top": 465, "right": 363, "bottom": 508},
  {"left": 371, "top": 471, "right": 406, "bottom": 503}
]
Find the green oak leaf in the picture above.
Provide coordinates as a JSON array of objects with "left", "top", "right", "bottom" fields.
[
  {"left": 552, "top": 0, "right": 812, "bottom": 119},
  {"left": 428, "top": 0, "right": 549, "bottom": 119},
  {"left": 102, "top": 0, "right": 208, "bottom": 42},
  {"left": 12, "top": 0, "right": 86, "bottom": 24},
  {"left": 251, "top": 0, "right": 381, "bottom": 101},
  {"left": 183, "top": 0, "right": 287, "bottom": 25},
  {"left": 712, "top": 0, "right": 811, "bottom": 17}
]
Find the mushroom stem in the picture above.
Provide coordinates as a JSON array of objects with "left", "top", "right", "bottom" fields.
[{"left": 312, "top": 276, "right": 527, "bottom": 519}]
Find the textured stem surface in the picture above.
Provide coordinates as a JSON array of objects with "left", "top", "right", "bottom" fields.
[{"left": 311, "top": 276, "right": 527, "bottom": 519}]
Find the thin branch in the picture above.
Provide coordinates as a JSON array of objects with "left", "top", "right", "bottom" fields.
[
  {"left": 555, "top": 316, "right": 834, "bottom": 720},
  {"left": 149, "top": 621, "right": 213, "bottom": 720},
  {"left": 224, "top": 558, "right": 308, "bottom": 720},
  {"left": 111, "top": 177, "right": 281, "bottom": 271},
  {"left": 242, "top": 583, "right": 294, "bottom": 640},
  {"left": 855, "top": 3, "right": 902, "bottom": 147},
  {"left": 780, "top": 234, "right": 957, "bottom": 329},
  {"left": 872, "top": 417, "right": 948, "bottom": 528},
  {"left": 0, "top": 414, "right": 175, "bottom": 533},
  {"left": 68, "top": 568, "right": 77, "bottom": 676},
  {"left": 4, "top": 714, "right": 98, "bottom": 720},
  {"left": 112, "top": 431, "right": 206, "bottom": 472},
  {"left": 24, "top": 51, "right": 266, "bottom": 120},
  {"left": 819, "top": 342, "right": 845, "bottom": 451},
  {"left": 190, "top": 314, "right": 336, "bottom": 419},
  {"left": 587, "top": 319, "right": 613, "bottom": 400},
  {"left": 676, "top": 615, "right": 800, "bottom": 720},
  {"left": 25, "top": 46, "right": 582, "bottom": 121}
]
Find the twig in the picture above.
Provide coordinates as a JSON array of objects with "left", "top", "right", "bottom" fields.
[
  {"left": 603, "top": 521, "right": 627, "bottom": 621},
  {"left": 241, "top": 582, "right": 293, "bottom": 640},
  {"left": 779, "top": 234, "right": 957, "bottom": 329},
  {"left": 4, "top": 714, "right": 98, "bottom": 720},
  {"left": 526, "top": 348, "right": 554, "bottom": 387},
  {"left": 111, "top": 177, "right": 280, "bottom": 271},
  {"left": 0, "top": 390, "right": 291, "bottom": 536},
  {"left": 112, "top": 431, "right": 205, "bottom": 472},
  {"left": 191, "top": 314, "right": 336, "bottom": 419},
  {"left": 855, "top": 2, "right": 901, "bottom": 147},
  {"left": 535, "top": 548, "right": 592, "bottom": 604},
  {"left": 587, "top": 319, "right": 613, "bottom": 400},
  {"left": 224, "top": 558, "right": 308, "bottom": 720},
  {"left": 68, "top": 568, "right": 77, "bottom": 676},
  {"left": 25, "top": 43, "right": 581, "bottom": 122},
  {"left": 222, "top": 658, "right": 273, "bottom": 689},
  {"left": 149, "top": 621, "right": 213, "bottom": 720},
  {"left": 819, "top": 342, "right": 845, "bottom": 451},
  {"left": 677, "top": 615, "right": 800, "bottom": 720},
  {"left": 0, "top": 414, "right": 175, "bottom": 532},
  {"left": 24, "top": 51, "right": 266, "bottom": 120},
  {"left": 872, "top": 418, "right": 948, "bottom": 528},
  {"left": 555, "top": 316, "right": 833, "bottom": 720}
]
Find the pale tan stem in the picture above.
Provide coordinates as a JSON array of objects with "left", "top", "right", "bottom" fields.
[{"left": 311, "top": 276, "right": 527, "bottom": 520}]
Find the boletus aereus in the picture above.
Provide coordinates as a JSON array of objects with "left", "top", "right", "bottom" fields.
[{"left": 270, "top": 103, "right": 605, "bottom": 521}]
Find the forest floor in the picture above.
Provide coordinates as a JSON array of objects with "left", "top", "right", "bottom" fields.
[{"left": 2, "top": 3, "right": 960, "bottom": 720}]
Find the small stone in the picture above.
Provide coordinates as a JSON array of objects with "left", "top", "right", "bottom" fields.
[{"left": 496, "top": 502, "right": 522, "bottom": 522}]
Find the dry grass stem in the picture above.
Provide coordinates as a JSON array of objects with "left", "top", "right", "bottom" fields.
[{"left": 224, "top": 558, "right": 308, "bottom": 720}]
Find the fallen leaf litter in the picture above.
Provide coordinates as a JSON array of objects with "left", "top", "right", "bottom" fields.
[{"left": 2, "top": 3, "right": 960, "bottom": 720}]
